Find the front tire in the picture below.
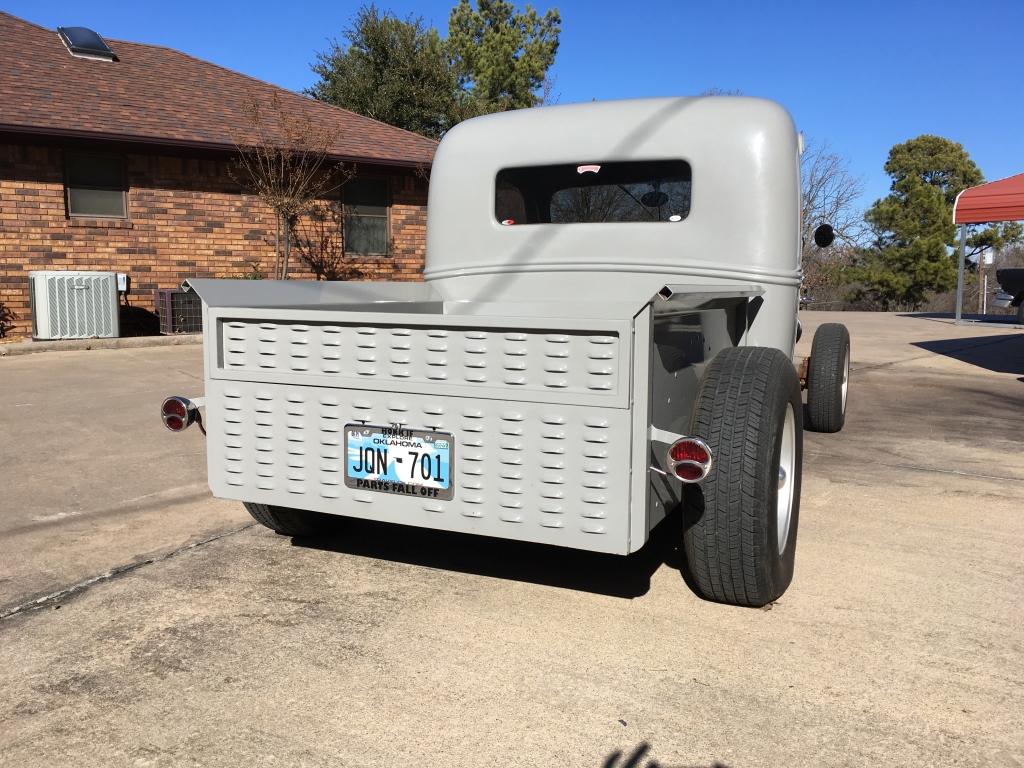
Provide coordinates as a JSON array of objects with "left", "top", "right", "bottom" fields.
[
  {"left": 682, "top": 347, "right": 803, "bottom": 607},
  {"left": 243, "top": 502, "right": 335, "bottom": 537},
  {"left": 806, "top": 323, "right": 851, "bottom": 433}
]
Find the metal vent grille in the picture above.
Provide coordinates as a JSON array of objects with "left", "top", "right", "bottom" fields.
[
  {"left": 207, "top": 380, "right": 631, "bottom": 552},
  {"left": 155, "top": 289, "right": 202, "bottom": 334},
  {"left": 219, "top": 320, "right": 621, "bottom": 397},
  {"left": 30, "top": 271, "right": 118, "bottom": 340}
]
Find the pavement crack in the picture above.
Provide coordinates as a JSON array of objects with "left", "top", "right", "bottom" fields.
[{"left": 0, "top": 523, "right": 255, "bottom": 623}]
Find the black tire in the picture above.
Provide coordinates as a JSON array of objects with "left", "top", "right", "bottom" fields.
[
  {"left": 806, "top": 323, "right": 850, "bottom": 433},
  {"left": 243, "top": 502, "right": 335, "bottom": 537},
  {"left": 683, "top": 347, "right": 803, "bottom": 607},
  {"left": 1016, "top": 302, "right": 1024, "bottom": 324}
]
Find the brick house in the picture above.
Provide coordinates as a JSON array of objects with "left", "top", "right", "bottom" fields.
[{"left": 0, "top": 12, "right": 437, "bottom": 340}]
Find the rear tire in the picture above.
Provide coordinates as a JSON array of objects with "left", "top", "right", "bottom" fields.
[
  {"left": 806, "top": 323, "right": 850, "bottom": 433},
  {"left": 682, "top": 347, "right": 803, "bottom": 607},
  {"left": 243, "top": 502, "right": 335, "bottom": 537},
  {"left": 1016, "top": 302, "right": 1024, "bottom": 324}
]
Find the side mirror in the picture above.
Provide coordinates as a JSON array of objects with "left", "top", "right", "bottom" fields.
[{"left": 813, "top": 224, "right": 835, "bottom": 248}]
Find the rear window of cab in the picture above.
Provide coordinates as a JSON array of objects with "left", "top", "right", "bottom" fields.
[{"left": 495, "top": 160, "right": 691, "bottom": 225}]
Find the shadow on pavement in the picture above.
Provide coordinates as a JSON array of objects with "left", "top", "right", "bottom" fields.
[
  {"left": 603, "top": 742, "right": 730, "bottom": 768},
  {"left": 899, "top": 311, "right": 1021, "bottom": 324},
  {"left": 910, "top": 334, "right": 1024, "bottom": 375},
  {"left": 291, "top": 508, "right": 689, "bottom": 599}
]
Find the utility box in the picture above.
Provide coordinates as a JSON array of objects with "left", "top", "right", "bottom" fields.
[
  {"left": 155, "top": 288, "right": 203, "bottom": 334},
  {"left": 29, "top": 270, "right": 119, "bottom": 340}
]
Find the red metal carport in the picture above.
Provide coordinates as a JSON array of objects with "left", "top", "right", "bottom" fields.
[{"left": 953, "top": 173, "right": 1024, "bottom": 321}]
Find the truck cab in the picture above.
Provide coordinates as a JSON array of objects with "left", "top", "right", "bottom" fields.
[{"left": 164, "top": 97, "right": 850, "bottom": 607}]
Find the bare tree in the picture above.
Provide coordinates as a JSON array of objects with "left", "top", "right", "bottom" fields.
[
  {"left": 799, "top": 138, "right": 865, "bottom": 303},
  {"left": 995, "top": 243, "right": 1024, "bottom": 269},
  {"left": 801, "top": 138, "right": 866, "bottom": 251},
  {"left": 230, "top": 92, "right": 345, "bottom": 279},
  {"left": 699, "top": 87, "right": 743, "bottom": 96},
  {"left": 292, "top": 200, "right": 366, "bottom": 281},
  {"left": 538, "top": 75, "right": 560, "bottom": 106},
  {"left": 0, "top": 300, "right": 16, "bottom": 338}
]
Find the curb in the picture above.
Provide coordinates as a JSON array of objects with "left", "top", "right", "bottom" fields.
[{"left": 0, "top": 333, "right": 201, "bottom": 357}]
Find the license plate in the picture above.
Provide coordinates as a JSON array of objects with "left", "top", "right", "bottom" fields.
[{"left": 344, "top": 424, "right": 454, "bottom": 500}]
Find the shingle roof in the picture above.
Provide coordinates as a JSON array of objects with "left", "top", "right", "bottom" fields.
[{"left": 0, "top": 12, "right": 437, "bottom": 167}]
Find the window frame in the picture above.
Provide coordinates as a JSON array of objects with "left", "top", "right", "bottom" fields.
[
  {"left": 494, "top": 159, "right": 693, "bottom": 226},
  {"left": 342, "top": 177, "right": 392, "bottom": 257},
  {"left": 64, "top": 152, "right": 129, "bottom": 220}
]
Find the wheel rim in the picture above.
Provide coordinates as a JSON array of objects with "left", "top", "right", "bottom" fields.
[
  {"left": 777, "top": 405, "right": 796, "bottom": 554},
  {"left": 840, "top": 345, "right": 850, "bottom": 414}
]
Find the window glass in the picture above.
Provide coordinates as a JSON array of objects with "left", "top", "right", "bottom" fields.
[
  {"left": 344, "top": 179, "right": 389, "bottom": 255},
  {"left": 66, "top": 155, "right": 126, "bottom": 218},
  {"left": 495, "top": 160, "right": 691, "bottom": 225},
  {"left": 345, "top": 215, "right": 389, "bottom": 255}
]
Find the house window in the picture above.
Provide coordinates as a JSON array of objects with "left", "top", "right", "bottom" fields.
[
  {"left": 344, "top": 178, "right": 390, "bottom": 256},
  {"left": 66, "top": 154, "right": 127, "bottom": 218}
]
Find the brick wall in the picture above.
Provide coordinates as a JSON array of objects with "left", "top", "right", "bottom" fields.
[{"left": 0, "top": 142, "right": 427, "bottom": 340}]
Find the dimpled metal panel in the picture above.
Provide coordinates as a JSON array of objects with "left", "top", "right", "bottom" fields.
[
  {"left": 207, "top": 379, "right": 632, "bottom": 553},
  {"left": 219, "top": 320, "right": 620, "bottom": 397}
]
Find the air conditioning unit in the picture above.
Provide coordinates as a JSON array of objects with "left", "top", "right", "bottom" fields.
[
  {"left": 29, "top": 271, "right": 119, "bottom": 340},
  {"left": 155, "top": 288, "right": 203, "bottom": 334}
]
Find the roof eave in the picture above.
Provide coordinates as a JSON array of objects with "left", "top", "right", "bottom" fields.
[{"left": 0, "top": 122, "right": 434, "bottom": 168}]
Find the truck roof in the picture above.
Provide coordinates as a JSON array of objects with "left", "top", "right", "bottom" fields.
[{"left": 425, "top": 96, "right": 801, "bottom": 301}]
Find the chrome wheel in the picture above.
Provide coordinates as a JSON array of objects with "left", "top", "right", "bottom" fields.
[
  {"left": 777, "top": 405, "right": 796, "bottom": 554},
  {"left": 841, "top": 346, "right": 850, "bottom": 414}
]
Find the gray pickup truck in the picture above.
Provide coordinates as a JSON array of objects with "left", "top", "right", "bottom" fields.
[
  {"left": 994, "top": 269, "right": 1024, "bottom": 322},
  {"left": 162, "top": 96, "right": 850, "bottom": 607}
]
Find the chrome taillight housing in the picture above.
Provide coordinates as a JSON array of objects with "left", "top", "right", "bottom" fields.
[
  {"left": 666, "top": 437, "right": 713, "bottom": 483},
  {"left": 161, "top": 396, "right": 197, "bottom": 432}
]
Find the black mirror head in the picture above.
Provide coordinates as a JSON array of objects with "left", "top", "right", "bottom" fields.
[
  {"left": 813, "top": 223, "right": 835, "bottom": 248},
  {"left": 640, "top": 190, "right": 670, "bottom": 208}
]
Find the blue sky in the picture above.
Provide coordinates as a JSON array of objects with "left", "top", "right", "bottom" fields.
[{"left": 8, "top": 0, "right": 1023, "bottom": 212}]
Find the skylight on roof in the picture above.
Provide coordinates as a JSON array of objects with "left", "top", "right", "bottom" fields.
[{"left": 57, "top": 27, "right": 116, "bottom": 61}]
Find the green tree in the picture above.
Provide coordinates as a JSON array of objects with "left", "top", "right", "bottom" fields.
[
  {"left": 308, "top": 6, "right": 463, "bottom": 139},
  {"left": 855, "top": 135, "right": 1021, "bottom": 309},
  {"left": 448, "top": 0, "right": 561, "bottom": 112}
]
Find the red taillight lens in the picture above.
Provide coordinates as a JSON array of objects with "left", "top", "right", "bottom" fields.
[
  {"left": 162, "top": 398, "right": 188, "bottom": 420},
  {"left": 669, "top": 440, "right": 710, "bottom": 465},
  {"left": 666, "top": 437, "right": 713, "bottom": 483},
  {"left": 161, "top": 397, "right": 194, "bottom": 432},
  {"left": 673, "top": 462, "right": 705, "bottom": 482}
]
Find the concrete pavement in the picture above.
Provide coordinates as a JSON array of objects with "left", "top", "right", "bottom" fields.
[
  {"left": 0, "top": 312, "right": 1022, "bottom": 767},
  {"left": 0, "top": 344, "right": 248, "bottom": 610}
]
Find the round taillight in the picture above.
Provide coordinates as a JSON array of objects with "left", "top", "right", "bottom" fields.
[
  {"left": 162, "top": 398, "right": 188, "bottom": 420},
  {"left": 161, "top": 396, "right": 194, "bottom": 432},
  {"left": 667, "top": 437, "right": 713, "bottom": 484}
]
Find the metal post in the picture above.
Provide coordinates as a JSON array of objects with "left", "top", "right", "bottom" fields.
[{"left": 954, "top": 224, "right": 967, "bottom": 322}]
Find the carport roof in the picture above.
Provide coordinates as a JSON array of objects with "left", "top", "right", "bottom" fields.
[{"left": 953, "top": 173, "right": 1024, "bottom": 224}]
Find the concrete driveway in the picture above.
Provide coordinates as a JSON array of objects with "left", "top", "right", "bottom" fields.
[
  {"left": 0, "top": 343, "right": 249, "bottom": 611},
  {"left": 0, "top": 313, "right": 1022, "bottom": 767}
]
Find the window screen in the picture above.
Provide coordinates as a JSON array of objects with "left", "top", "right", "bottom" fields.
[
  {"left": 344, "top": 179, "right": 390, "bottom": 256},
  {"left": 496, "top": 160, "right": 691, "bottom": 225},
  {"left": 66, "top": 155, "right": 127, "bottom": 218}
]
